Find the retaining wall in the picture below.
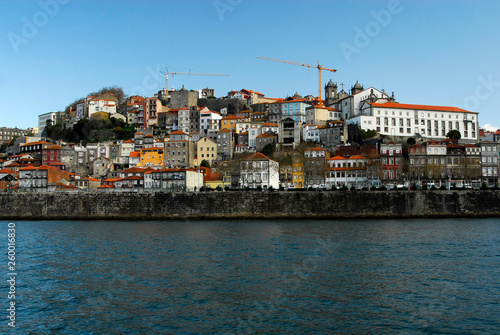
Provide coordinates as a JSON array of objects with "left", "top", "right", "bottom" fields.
[{"left": 1, "top": 190, "right": 500, "bottom": 220}]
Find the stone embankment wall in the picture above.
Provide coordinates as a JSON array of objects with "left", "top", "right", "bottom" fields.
[{"left": 1, "top": 191, "right": 500, "bottom": 220}]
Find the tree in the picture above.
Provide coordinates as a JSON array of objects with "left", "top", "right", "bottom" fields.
[
  {"left": 406, "top": 137, "right": 416, "bottom": 146},
  {"left": 200, "top": 160, "right": 210, "bottom": 168},
  {"left": 260, "top": 143, "right": 275, "bottom": 157},
  {"left": 446, "top": 129, "right": 461, "bottom": 140}
]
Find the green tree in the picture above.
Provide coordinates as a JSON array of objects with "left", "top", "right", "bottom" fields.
[
  {"left": 0, "top": 142, "right": 8, "bottom": 153},
  {"left": 200, "top": 160, "right": 210, "bottom": 168},
  {"left": 406, "top": 137, "right": 416, "bottom": 145},
  {"left": 446, "top": 129, "right": 461, "bottom": 140},
  {"left": 260, "top": 143, "right": 275, "bottom": 157}
]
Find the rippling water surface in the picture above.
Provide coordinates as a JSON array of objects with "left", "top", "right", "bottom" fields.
[{"left": 1, "top": 218, "right": 499, "bottom": 334}]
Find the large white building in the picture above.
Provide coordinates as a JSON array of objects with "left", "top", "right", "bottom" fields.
[
  {"left": 87, "top": 98, "right": 117, "bottom": 117},
  {"left": 38, "top": 111, "right": 62, "bottom": 135},
  {"left": 350, "top": 102, "right": 479, "bottom": 141}
]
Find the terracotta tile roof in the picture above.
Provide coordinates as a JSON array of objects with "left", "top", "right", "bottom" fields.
[
  {"left": 98, "top": 185, "right": 115, "bottom": 188},
  {"left": 262, "top": 123, "right": 278, "bottom": 127},
  {"left": 205, "top": 172, "right": 223, "bottom": 182},
  {"left": 43, "top": 145, "right": 62, "bottom": 150},
  {"left": 170, "top": 130, "right": 187, "bottom": 135},
  {"left": 129, "top": 151, "right": 140, "bottom": 158},
  {"left": 348, "top": 155, "right": 368, "bottom": 160},
  {"left": 246, "top": 152, "right": 270, "bottom": 160},
  {"left": 370, "top": 102, "right": 476, "bottom": 114},
  {"left": 0, "top": 168, "right": 15, "bottom": 174},
  {"left": 123, "top": 140, "right": 134, "bottom": 143},
  {"left": 123, "top": 176, "right": 143, "bottom": 180},
  {"left": 20, "top": 141, "right": 52, "bottom": 147},
  {"left": 328, "top": 155, "right": 347, "bottom": 160},
  {"left": 122, "top": 167, "right": 147, "bottom": 174},
  {"left": 306, "top": 147, "right": 325, "bottom": 152},
  {"left": 56, "top": 183, "right": 78, "bottom": 190},
  {"left": 256, "top": 133, "right": 277, "bottom": 138}
]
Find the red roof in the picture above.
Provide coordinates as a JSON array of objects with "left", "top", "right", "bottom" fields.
[
  {"left": 349, "top": 155, "right": 367, "bottom": 160},
  {"left": 328, "top": 155, "right": 346, "bottom": 160},
  {"left": 20, "top": 141, "right": 52, "bottom": 147},
  {"left": 123, "top": 176, "right": 143, "bottom": 180},
  {"left": 371, "top": 102, "right": 476, "bottom": 114},
  {"left": 246, "top": 152, "right": 270, "bottom": 160},
  {"left": 0, "top": 168, "right": 16, "bottom": 174},
  {"left": 306, "top": 147, "right": 326, "bottom": 152},
  {"left": 170, "top": 130, "right": 187, "bottom": 135},
  {"left": 205, "top": 172, "right": 223, "bottom": 182}
]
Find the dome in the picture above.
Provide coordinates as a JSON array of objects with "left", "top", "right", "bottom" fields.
[{"left": 326, "top": 79, "right": 337, "bottom": 88}]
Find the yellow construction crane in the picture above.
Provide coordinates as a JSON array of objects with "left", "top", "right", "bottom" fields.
[
  {"left": 257, "top": 56, "right": 337, "bottom": 105},
  {"left": 159, "top": 69, "right": 229, "bottom": 101}
]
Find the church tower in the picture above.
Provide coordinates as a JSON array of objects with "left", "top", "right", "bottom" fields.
[
  {"left": 324, "top": 79, "right": 338, "bottom": 106},
  {"left": 351, "top": 81, "right": 364, "bottom": 95}
]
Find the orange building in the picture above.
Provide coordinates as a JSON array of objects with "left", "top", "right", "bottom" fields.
[{"left": 138, "top": 147, "right": 164, "bottom": 168}]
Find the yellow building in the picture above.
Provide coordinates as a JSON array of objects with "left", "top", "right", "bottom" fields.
[
  {"left": 205, "top": 172, "right": 225, "bottom": 190},
  {"left": 138, "top": 147, "right": 164, "bottom": 168},
  {"left": 197, "top": 136, "right": 217, "bottom": 167},
  {"left": 292, "top": 154, "right": 305, "bottom": 188},
  {"left": 90, "top": 111, "right": 110, "bottom": 121}
]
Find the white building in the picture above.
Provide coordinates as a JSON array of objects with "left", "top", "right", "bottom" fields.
[
  {"left": 88, "top": 98, "right": 117, "bottom": 117},
  {"left": 335, "top": 85, "right": 391, "bottom": 120},
  {"left": 326, "top": 154, "right": 369, "bottom": 188},
  {"left": 353, "top": 102, "right": 479, "bottom": 141},
  {"left": 261, "top": 122, "right": 278, "bottom": 134},
  {"left": 302, "top": 125, "right": 320, "bottom": 143},
  {"left": 177, "top": 108, "right": 190, "bottom": 134},
  {"left": 239, "top": 152, "right": 279, "bottom": 190},
  {"left": 38, "top": 112, "right": 59, "bottom": 135},
  {"left": 248, "top": 125, "right": 262, "bottom": 149},
  {"left": 200, "top": 111, "right": 222, "bottom": 135}
]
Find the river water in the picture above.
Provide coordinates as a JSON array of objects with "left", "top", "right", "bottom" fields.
[{"left": 1, "top": 219, "right": 499, "bottom": 334}]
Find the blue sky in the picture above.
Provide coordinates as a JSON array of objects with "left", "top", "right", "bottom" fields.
[{"left": 1, "top": 0, "right": 500, "bottom": 131}]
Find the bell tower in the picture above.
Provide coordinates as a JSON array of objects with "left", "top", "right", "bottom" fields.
[{"left": 324, "top": 79, "right": 338, "bottom": 106}]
